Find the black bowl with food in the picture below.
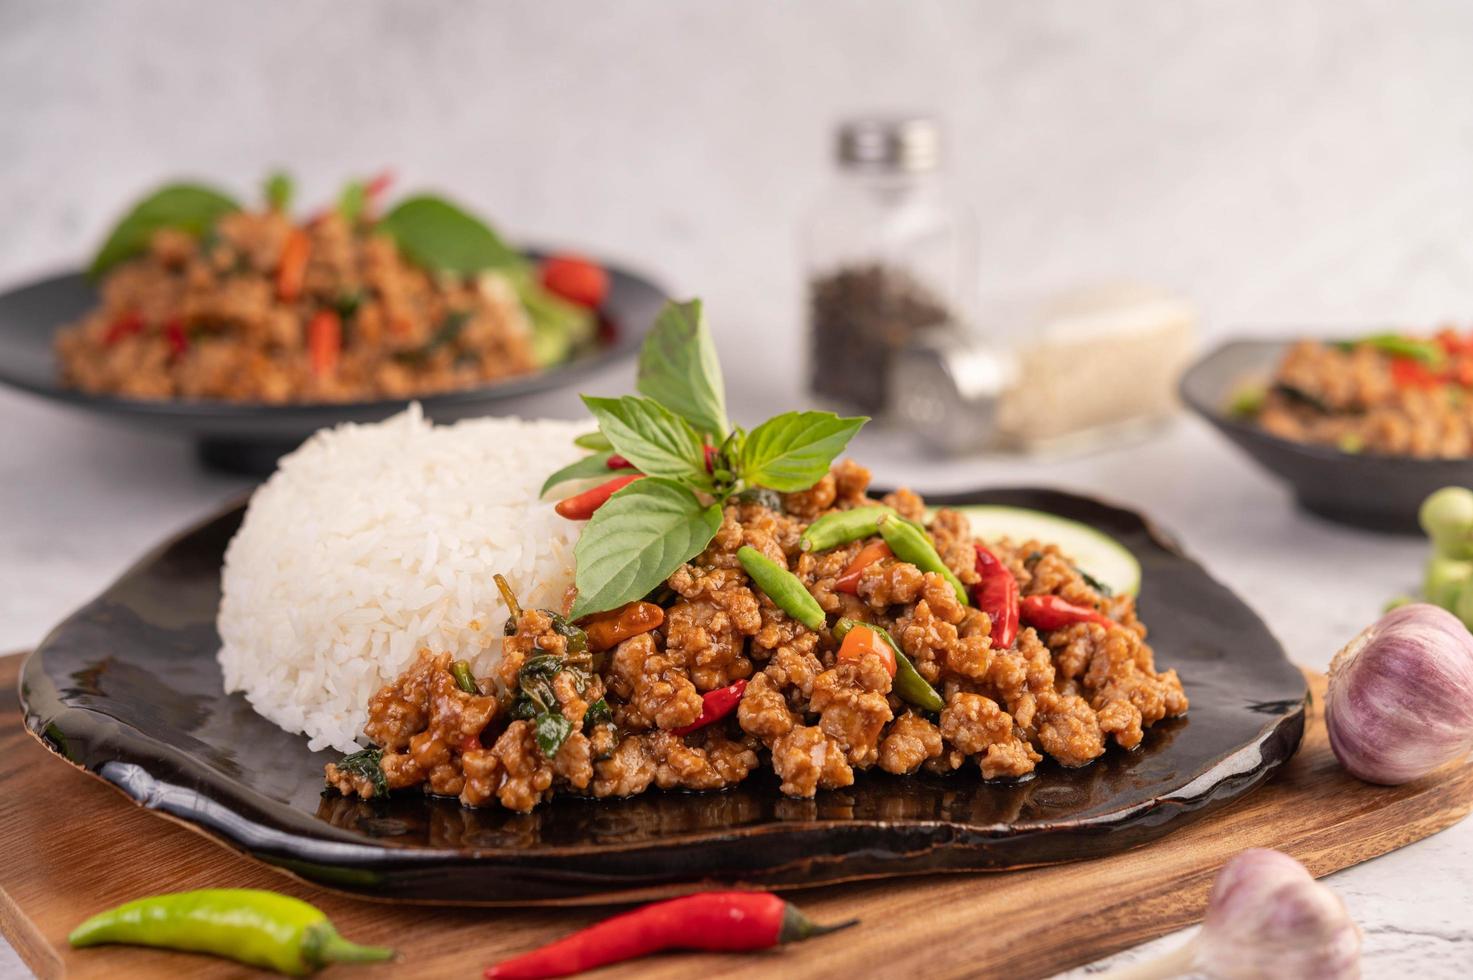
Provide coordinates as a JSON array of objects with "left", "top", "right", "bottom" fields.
[
  {"left": 1180, "top": 336, "right": 1473, "bottom": 533},
  {"left": 0, "top": 173, "right": 670, "bottom": 473}
]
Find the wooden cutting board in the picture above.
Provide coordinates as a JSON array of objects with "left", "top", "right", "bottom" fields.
[{"left": 2, "top": 652, "right": 1469, "bottom": 980}]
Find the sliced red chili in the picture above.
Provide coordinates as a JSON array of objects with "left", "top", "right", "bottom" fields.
[
  {"left": 972, "top": 544, "right": 1020, "bottom": 649},
  {"left": 606, "top": 454, "right": 635, "bottom": 470},
  {"left": 1019, "top": 594, "right": 1113, "bottom": 631},
  {"left": 834, "top": 541, "right": 891, "bottom": 595},
  {"left": 276, "top": 228, "right": 311, "bottom": 301},
  {"left": 670, "top": 679, "right": 747, "bottom": 736},
  {"left": 554, "top": 474, "right": 643, "bottom": 520},
  {"left": 308, "top": 310, "right": 342, "bottom": 376},
  {"left": 1391, "top": 357, "right": 1443, "bottom": 389},
  {"left": 163, "top": 318, "right": 189, "bottom": 359},
  {"left": 103, "top": 310, "right": 145, "bottom": 346}
]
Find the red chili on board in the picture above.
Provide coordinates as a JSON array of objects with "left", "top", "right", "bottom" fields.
[
  {"left": 1019, "top": 594, "right": 1113, "bottom": 631},
  {"left": 539, "top": 253, "right": 608, "bottom": 310},
  {"left": 972, "top": 544, "right": 1020, "bottom": 649},
  {"left": 605, "top": 454, "right": 635, "bottom": 470},
  {"left": 484, "top": 891, "right": 854, "bottom": 979},
  {"left": 554, "top": 474, "right": 643, "bottom": 520},
  {"left": 834, "top": 541, "right": 891, "bottom": 594},
  {"left": 277, "top": 228, "right": 311, "bottom": 302},
  {"left": 670, "top": 679, "right": 747, "bottom": 736}
]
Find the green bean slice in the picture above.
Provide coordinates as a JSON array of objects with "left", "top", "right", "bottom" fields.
[
  {"left": 450, "top": 660, "right": 478, "bottom": 695},
  {"left": 877, "top": 515, "right": 970, "bottom": 607},
  {"left": 736, "top": 545, "right": 826, "bottom": 631}
]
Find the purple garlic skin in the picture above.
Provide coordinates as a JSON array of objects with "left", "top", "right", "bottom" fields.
[
  {"left": 1198, "top": 849, "right": 1360, "bottom": 980},
  {"left": 1326, "top": 603, "right": 1473, "bottom": 785}
]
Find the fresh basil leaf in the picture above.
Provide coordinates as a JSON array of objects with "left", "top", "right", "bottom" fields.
[
  {"left": 739, "top": 411, "right": 867, "bottom": 492},
  {"left": 581, "top": 395, "right": 707, "bottom": 482},
  {"left": 637, "top": 299, "right": 730, "bottom": 438},
  {"left": 534, "top": 710, "right": 574, "bottom": 759},
  {"left": 334, "top": 747, "right": 387, "bottom": 797},
  {"left": 584, "top": 697, "right": 613, "bottom": 728},
  {"left": 569, "top": 477, "right": 722, "bottom": 619},
  {"left": 264, "top": 172, "right": 294, "bottom": 212},
  {"left": 90, "top": 183, "right": 240, "bottom": 279},
  {"left": 540, "top": 451, "right": 615, "bottom": 498},
  {"left": 377, "top": 195, "right": 522, "bottom": 274},
  {"left": 574, "top": 431, "right": 612, "bottom": 451}
]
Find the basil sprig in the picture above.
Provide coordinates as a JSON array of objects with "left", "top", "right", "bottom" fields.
[{"left": 560, "top": 299, "right": 867, "bottom": 618}]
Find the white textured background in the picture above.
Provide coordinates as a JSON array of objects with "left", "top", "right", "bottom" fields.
[{"left": 3, "top": 1, "right": 1473, "bottom": 977}]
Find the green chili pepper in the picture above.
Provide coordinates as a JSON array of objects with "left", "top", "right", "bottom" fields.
[
  {"left": 1357, "top": 333, "right": 1446, "bottom": 366},
  {"left": 451, "top": 660, "right": 478, "bottom": 694},
  {"left": 68, "top": 889, "right": 394, "bottom": 975},
  {"left": 834, "top": 618, "right": 945, "bottom": 713},
  {"left": 877, "top": 515, "right": 969, "bottom": 607},
  {"left": 736, "top": 545, "right": 826, "bottom": 631},
  {"left": 800, "top": 506, "right": 926, "bottom": 552}
]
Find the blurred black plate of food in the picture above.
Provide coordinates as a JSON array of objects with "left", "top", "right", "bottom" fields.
[
  {"left": 0, "top": 255, "right": 668, "bottom": 475},
  {"left": 1180, "top": 338, "right": 1473, "bottom": 533},
  {"left": 19, "top": 487, "right": 1306, "bottom": 905}
]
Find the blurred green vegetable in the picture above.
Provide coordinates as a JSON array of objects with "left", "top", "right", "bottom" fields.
[
  {"left": 264, "top": 172, "right": 294, "bottom": 212},
  {"left": 1423, "top": 556, "right": 1473, "bottom": 608},
  {"left": 1419, "top": 486, "right": 1473, "bottom": 559},
  {"left": 90, "top": 183, "right": 240, "bottom": 279},
  {"left": 1227, "top": 384, "right": 1267, "bottom": 419}
]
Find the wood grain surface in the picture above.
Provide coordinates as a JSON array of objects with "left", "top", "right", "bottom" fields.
[{"left": 2, "top": 652, "right": 1470, "bottom": 980}]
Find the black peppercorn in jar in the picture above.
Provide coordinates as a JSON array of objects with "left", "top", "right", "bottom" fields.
[{"left": 803, "top": 116, "right": 976, "bottom": 415}]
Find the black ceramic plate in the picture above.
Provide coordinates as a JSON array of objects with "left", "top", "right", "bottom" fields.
[
  {"left": 0, "top": 254, "right": 668, "bottom": 474},
  {"left": 20, "top": 488, "right": 1306, "bottom": 905},
  {"left": 1181, "top": 338, "right": 1473, "bottom": 533}
]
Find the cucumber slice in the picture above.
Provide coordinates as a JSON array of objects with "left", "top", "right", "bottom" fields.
[{"left": 940, "top": 505, "right": 1142, "bottom": 597}]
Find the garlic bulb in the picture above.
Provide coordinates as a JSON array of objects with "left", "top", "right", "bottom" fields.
[
  {"left": 1099, "top": 849, "right": 1359, "bottom": 980},
  {"left": 1326, "top": 603, "right": 1473, "bottom": 785}
]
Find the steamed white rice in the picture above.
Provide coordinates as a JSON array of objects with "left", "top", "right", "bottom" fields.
[{"left": 217, "top": 404, "right": 590, "bottom": 753}]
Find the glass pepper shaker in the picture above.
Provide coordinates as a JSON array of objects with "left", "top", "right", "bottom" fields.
[{"left": 803, "top": 116, "right": 977, "bottom": 417}]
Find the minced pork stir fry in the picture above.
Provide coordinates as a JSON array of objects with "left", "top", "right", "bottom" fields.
[
  {"left": 1245, "top": 330, "right": 1473, "bottom": 457},
  {"left": 325, "top": 461, "right": 1188, "bottom": 812}
]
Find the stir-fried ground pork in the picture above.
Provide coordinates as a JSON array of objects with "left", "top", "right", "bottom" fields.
[
  {"left": 1254, "top": 335, "right": 1473, "bottom": 457},
  {"left": 327, "top": 463, "right": 1188, "bottom": 812},
  {"left": 57, "top": 209, "right": 538, "bottom": 402}
]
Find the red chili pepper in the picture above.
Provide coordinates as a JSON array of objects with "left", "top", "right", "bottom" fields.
[
  {"left": 102, "top": 310, "right": 145, "bottom": 346},
  {"left": 1436, "top": 328, "right": 1466, "bottom": 357},
  {"left": 1019, "top": 594, "right": 1113, "bottom": 631},
  {"left": 554, "top": 474, "right": 643, "bottom": 520},
  {"left": 1391, "top": 357, "right": 1443, "bottom": 389},
  {"left": 583, "top": 601, "right": 664, "bottom": 652},
  {"left": 484, "top": 891, "right": 853, "bottom": 979},
  {"left": 365, "top": 169, "right": 395, "bottom": 206},
  {"left": 163, "top": 318, "right": 189, "bottom": 359},
  {"left": 834, "top": 541, "right": 892, "bottom": 594},
  {"left": 539, "top": 253, "right": 609, "bottom": 310},
  {"left": 277, "top": 228, "right": 311, "bottom": 301},
  {"left": 972, "top": 544, "right": 1020, "bottom": 649},
  {"left": 307, "top": 310, "right": 342, "bottom": 376},
  {"left": 606, "top": 454, "right": 635, "bottom": 470},
  {"left": 1455, "top": 358, "right": 1473, "bottom": 388},
  {"left": 670, "top": 679, "right": 747, "bottom": 736},
  {"left": 703, "top": 444, "right": 718, "bottom": 473}
]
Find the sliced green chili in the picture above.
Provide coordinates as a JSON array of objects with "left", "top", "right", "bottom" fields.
[
  {"left": 736, "top": 545, "right": 826, "bottom": 631},
  {"left": 877, "top": 515, "right": 969, "bottom": 607},
  {"left": 1356, "top": 333, "right": 1445, "bottom": 366},
  {"left": 68, "top": 888, "right": 394, "bottom": 975},
  {"left": 451, "top": 660, "right": 478, "bottom": 694},
  {"left": 834, "top": 617, "right": 945, "bottom": 713}
]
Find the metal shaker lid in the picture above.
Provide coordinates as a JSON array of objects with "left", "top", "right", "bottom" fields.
[{"left": 837, "top": 116, "right": 940, "bottom": 173}]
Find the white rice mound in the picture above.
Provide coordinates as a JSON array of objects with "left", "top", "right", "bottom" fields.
[{"left": 217, "top": 404, "right": 589, "bottom": 753}]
